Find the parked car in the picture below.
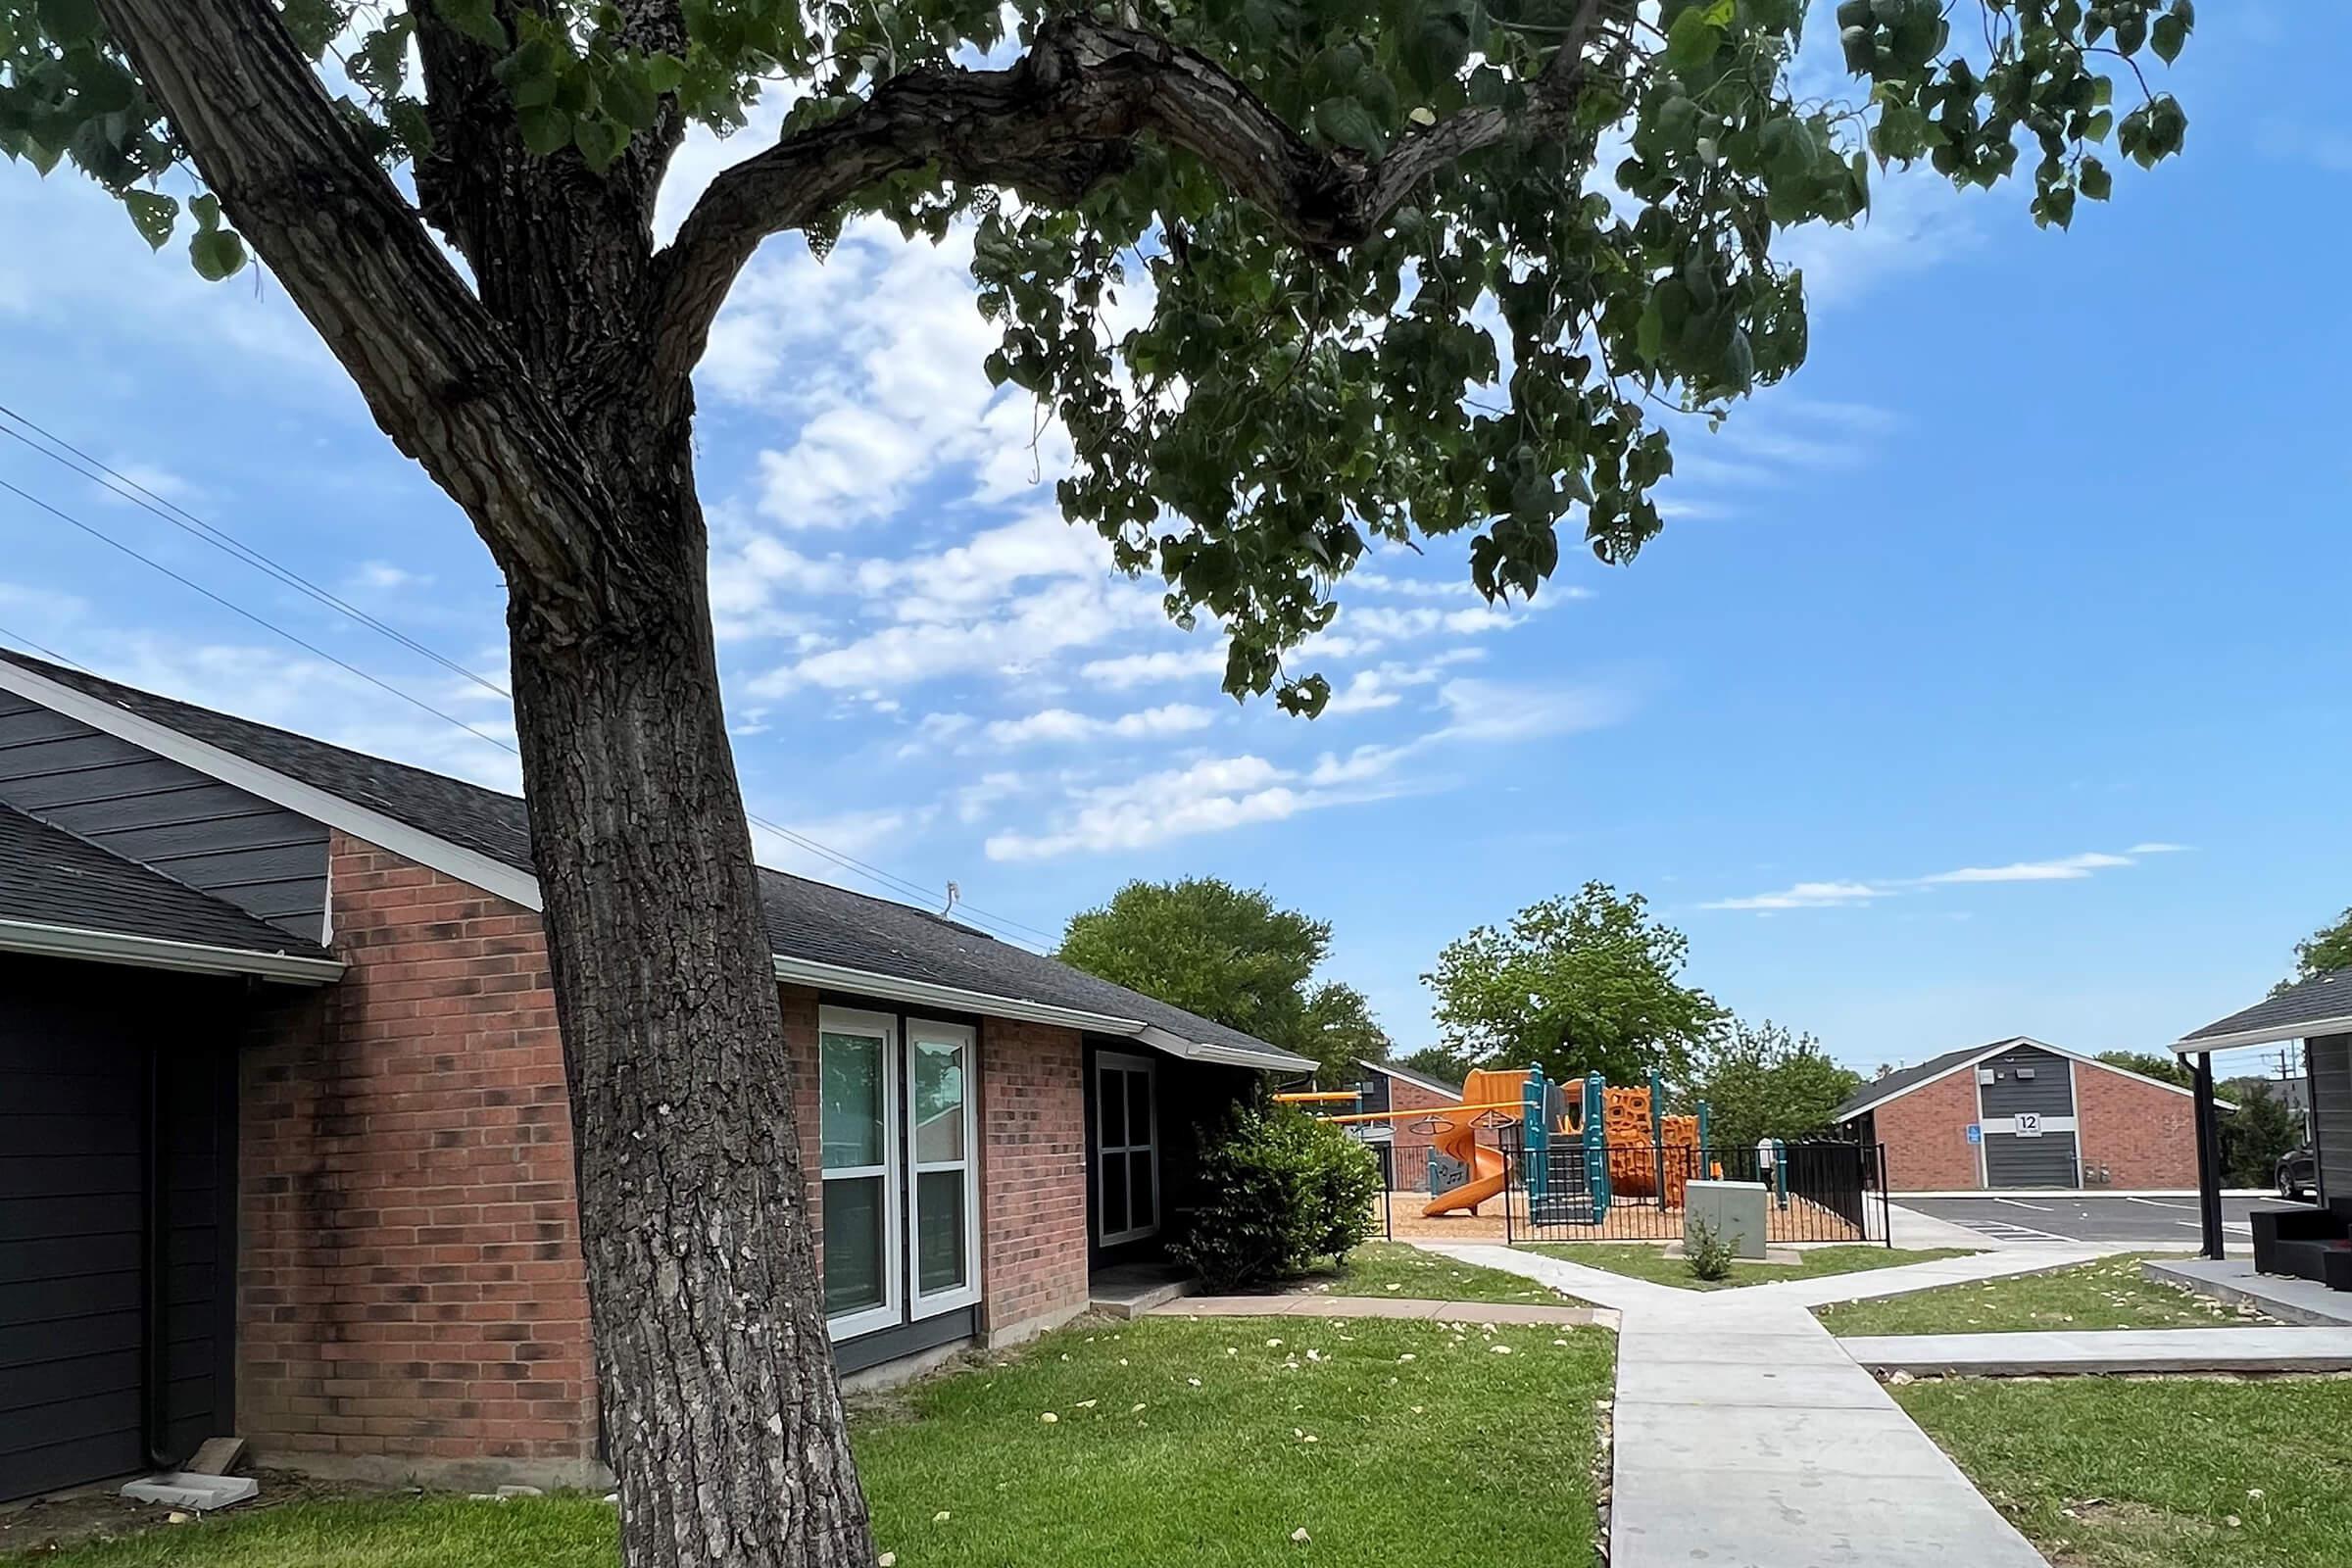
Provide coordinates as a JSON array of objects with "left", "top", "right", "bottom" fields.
[{"left": 2278, "top": 1146, "right": 2319, "bottom": 1202}]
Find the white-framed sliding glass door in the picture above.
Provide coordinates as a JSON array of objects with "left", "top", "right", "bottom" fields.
[
  {"left": 906, "top": 1021, "right": 981, "bottom": 1316},
  {"left": 1096, "top": 1051, "right": 1159, "bottom": 1246},
  {"left": 819, "top": 1007, "right": 901, "bottom": 1340}
]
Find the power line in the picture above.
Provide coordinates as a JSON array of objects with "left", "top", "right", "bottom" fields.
[
  {"left": 0, "top": 618, "right": 91, "bottom": 673},
  {"left": 0, "top": 473, "right": 522, "bottom": 756},
  {"left": 0, "top": 425, "right": 1059, "bottom": 948}
]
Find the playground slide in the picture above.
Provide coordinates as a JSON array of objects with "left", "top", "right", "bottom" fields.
[{"left": 1422, "top": 1118, "right": 1508, "bottom": 1218}]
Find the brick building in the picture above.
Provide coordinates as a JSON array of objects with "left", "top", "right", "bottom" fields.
[
  {"left": 1834, "top": 1037, "right": 2212, "bottom": 1193},
  {"left": 1348, "top": 1058, "right": 1467, "bottom": 1192},
  {"left": 0, "top": 651, "right": 1305, "bottom": 1500}
]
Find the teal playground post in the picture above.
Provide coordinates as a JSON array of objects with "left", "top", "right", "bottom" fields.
[
  {"left": 1773, "top": 1138, "right": 1788, "bottom": 1209},
  {"left": 1648, "top": 1068, "right": 1667, "bottom": 1213},
  {"left": 1583, "top": 1072, "right": 1609, "bottom": 1224},
  {"left": 1523, "top": 1064, "right": 1549, "bottom": 1208}
]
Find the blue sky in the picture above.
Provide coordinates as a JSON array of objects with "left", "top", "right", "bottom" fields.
[{"left": 0, "top": 3, "right": 2339, "bottom": 1079}]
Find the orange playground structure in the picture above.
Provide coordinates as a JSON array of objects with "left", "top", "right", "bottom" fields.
[{"left": 1281, "top": 1066, "right": 1710, "bottom": 1220}]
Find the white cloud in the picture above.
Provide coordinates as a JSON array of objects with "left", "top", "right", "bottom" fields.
[
  {"left": 347, "top": 560, "right": 433, "bottom": 592},
  {"left": 1921, "top": 852, "right": 2133, "bottom": 884},
  {"left": 981, "top": 703, "right": 1215, "bottom": 748},
  {"left": 749, "top": 804, "right": 933, "bottom": 879},
  {"left": 1703, "top": 881, "right": 1887, "bottom": 911},
  {"left": 1707, "top": 843, "right": 2187, "bottom": 913},
  {"left": 1080, "top": 643, "right": 1230, "bottom": 690},
  {"left": 1321, "top": 670, "right": 1403, "bottom": 715}
]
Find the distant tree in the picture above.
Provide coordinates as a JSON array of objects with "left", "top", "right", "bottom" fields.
[
  {"left": 2096, "top": 1050, "right": 2194, "bottom": 1090},
  {"left": 2283, "top": 908, "right": 2352, "bottom": 991},
  {"left": 1056, "top": 877, "right": 1380, "bottom": 1077},
  {"left": 1299, "top": 981, "right": 1395, "bottom": 1079},
  {"left": 1686, "top": 1019, "right": 1863, "bottom": 1152},
  {"left": 2219, "top": 1080, "right": 2304, "bottom": 1189},
  {"left": 1423, "top": 882, "right": 1723, "bottom": 1088}
]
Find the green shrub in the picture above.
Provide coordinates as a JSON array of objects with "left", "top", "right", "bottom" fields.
[
  {"left": 1170, "top": 1105, "right": 1382, "bottom": 1291},
  {"left": 1684, "top": 1216, "right": 1736, "bottom": 1282}
]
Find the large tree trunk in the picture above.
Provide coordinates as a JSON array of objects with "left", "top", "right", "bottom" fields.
[{"left": 503, "top": 431, "right": 874, "bottom": 1568}]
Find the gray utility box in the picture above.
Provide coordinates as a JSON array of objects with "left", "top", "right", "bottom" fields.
[{"left": 1684, "top": 1180, "right": 1770, "bottom": 1260}]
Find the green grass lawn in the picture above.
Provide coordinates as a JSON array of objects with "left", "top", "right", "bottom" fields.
[
  {"left": 1521, "top": 1242, "right": 1973, "bottom": 1292},
  {"left": 1285, "top": 1241, "right": 1574, "bottom": 1303},
  {"left": 18, "top": 1317, "right": 1612, "bottom": 1568},
  {"left": 1897, "top": 1377, "right": 2349, "bottom": 1567},
  {"left": 1814, "top": 1252, "right": 2264, "bottom": 1335}
]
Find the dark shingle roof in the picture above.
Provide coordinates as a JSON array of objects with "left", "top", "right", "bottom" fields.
[
  {"left": 0, "top": 800, "right": 333, "bottom": 962},
  {"left": 2180, "top": 969, "right": 2352, "bottom": 1050},
  {"left": 0, "top": 651, "right": 1290, "bottom": 1058},
  {"left": 1831, "top": 1043, "right": 1991, "bottom": 1122}
]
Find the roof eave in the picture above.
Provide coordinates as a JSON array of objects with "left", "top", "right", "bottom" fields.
[
  {"left": 0, "top": 917, "right": 344, "bottom": 985},
  {"left": 2174, "top": 1014, "right": 2352, "bottom": 1054}
]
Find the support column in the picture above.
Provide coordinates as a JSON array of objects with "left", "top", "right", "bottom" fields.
[{"left": 2190, "top": 1050, "right": 2226, "bottom": 1260}]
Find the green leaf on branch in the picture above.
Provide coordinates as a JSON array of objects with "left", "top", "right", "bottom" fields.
[
  {"left": 571, "top": 114, "right": 628, "bottom": 171},
  {"left": 1665, "top": 8, "right": 1720, "bottom": 74},
  {"left": 122, "top": 188, "right": 176, "bottom": 249},
  {"left": 35, "top": 0, "right": 104, "bottom": 47},
  {"left": 517, "top": 104, "right": 572, "bottom": 157},
  {"left": 433, "top": 0, "right": 507, "bottom": 49},
  {"left": 188, "top": 226, "right": 246, "bottom": 281},
  {"left": 2151, "top": 12, "right": 2189, "bottom": 64},
  {"left": 1312, "top": 96, "right": 1386, "bottom": 156},
  {"left": 2079, "top": 156, "right": 2112, "bottom": 201}
]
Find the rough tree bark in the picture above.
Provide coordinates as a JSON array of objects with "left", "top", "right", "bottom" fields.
[{"left": 82, "top": 2, "right": 1620, "bottom": 1564}]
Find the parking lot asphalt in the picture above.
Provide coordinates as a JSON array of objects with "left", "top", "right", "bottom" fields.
[{"left": 1893, "top": 1192, "right": 2312, "bottom": 1246}]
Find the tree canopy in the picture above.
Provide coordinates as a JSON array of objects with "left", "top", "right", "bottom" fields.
[
  {"left": 2095, "top": 1048, "right": 2191, "bottom": 1090},
  {"left": 1685, "top": 1017, "right": 1861, "bottom": 1149},
  {"left": 1422, "top": 880, "right": 1723, "bottom": 1086},
  {"left": 2, "top": 0, "right": 2193, "bottom": 708},
  {"left": 1057, "top": 875, "right": 1388, "bottom": 1075},
  {"left": 2285, "top": 907, "right": 2352, "bottom": 990}
]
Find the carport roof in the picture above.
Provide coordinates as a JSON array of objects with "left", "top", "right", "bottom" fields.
[
  {"left": 0, "top": 801, "right": 341, "bottom": 982},
  {"left": 2175, "top": 968, "right": 2352, "bottom": 1054}
]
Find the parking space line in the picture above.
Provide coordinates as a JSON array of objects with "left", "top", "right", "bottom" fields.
[
  {"left": 1993, "top": 1197, "right": 2054, "bottom": 1211},
  {"left": 2128, "top": 1197, "right": 2196, "bottom": 1210},
  {"left": 2173, "top": 1220, "right": 2254, "bottom": 1237}
]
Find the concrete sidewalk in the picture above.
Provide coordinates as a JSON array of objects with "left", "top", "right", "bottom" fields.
[
  {"left": 1839, "top": 1324, "right": 2352, "bottom": 1376},
  {"left": 1436, "top": 1243, "right": 2055, "bottom": 1566}
]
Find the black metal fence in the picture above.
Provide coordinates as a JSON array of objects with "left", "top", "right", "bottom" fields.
[{"left": 1499, "top": 1140, "right": 1891, "bottom": 1246}]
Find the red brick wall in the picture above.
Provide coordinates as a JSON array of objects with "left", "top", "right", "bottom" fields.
[
  {"left": 979, "top": 1020, "right": 1089, "bottom": 1343},
  {"left": 2076, "top": 1064, "right": 2199, "bottom": 1188},
  {"left": 239, "top": 832, "right": 598, "bottom": 1481},
  {"left": 1873, "top": 1064, "right": 1984, "bottom": 1192}
]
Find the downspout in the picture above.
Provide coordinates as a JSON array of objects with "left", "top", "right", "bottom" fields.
[{"left": 2189, "top": 1051, "right": 2226, "bottom": 1260}]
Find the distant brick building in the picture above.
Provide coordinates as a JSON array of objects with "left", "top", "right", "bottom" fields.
[
  {"left": 1835, "top": 1037, "right": 2210, "bottom": 1192},
  {"left": 1349, "top": 1059, "right": 1474, "bottom": 1192}
]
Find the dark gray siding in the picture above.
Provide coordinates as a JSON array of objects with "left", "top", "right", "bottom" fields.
[
  {"left": 1977, "top": 1045, "right": 2078, "bottom": 1117},
  {"left": 1979, "top": 1045, "right": 2079, "bottom": 1188},
  {"left": 0, "top": 694, "right": 326, "bottom": 941},
  {"left": 0, "top": 955, "right": 240, "bottom": 1500},
  {"left": 2311, "top": 1034, "right": 2352, "bottom": 1205}
]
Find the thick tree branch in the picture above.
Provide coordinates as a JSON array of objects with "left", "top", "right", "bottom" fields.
[
  {"left": 92, "top": 0, "right": 615, "bottom": 616},
  {"left": 651, "top": 2, "right": 1613, "bottom": 386}
]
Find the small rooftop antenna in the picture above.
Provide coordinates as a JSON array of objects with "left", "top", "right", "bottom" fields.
[{"left": 941, "top": 881, "right": 960, "bottom": 917}]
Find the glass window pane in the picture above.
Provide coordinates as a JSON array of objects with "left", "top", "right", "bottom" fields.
[
  {"left": 1126, "top": 1068, "right": 1152, "bottom": 1146},
  {"left": 915, "top": 1170, "right": 967, "bottom": 1295},
  {"left": 1102, "top": 1147, "right": 1130, "bottom": 1235},
  {"left": 820, "top": 1031, "right": 883, "bottom": 1170},
  {"left": 1098, "top": 1070, "right": 1126, "bottom": 1149},
  {"left": 1130, "top": 1150, "right": 1156, "bottom": 1230},
  {"left": 822, "top": 1175, "right": 885, "bottom": 1316},
  {"left": 912, "top": 1038, "right": 966, "bottom": 1165}
]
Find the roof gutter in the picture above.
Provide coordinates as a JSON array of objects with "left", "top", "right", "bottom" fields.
[
  {"left": 2173, "top": 1015, "right": 2352, "bottom": 1054},
  {"left": 770, "top": 956, "right": 1310, "bottom": 1072},
  {"left": 0, "top": 918, "right": 345, "bottom": 984}
]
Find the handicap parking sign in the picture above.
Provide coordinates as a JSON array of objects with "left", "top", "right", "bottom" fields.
[{"left": 1965, "top": 1123, "right": 1982, "bottom": 1144}]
